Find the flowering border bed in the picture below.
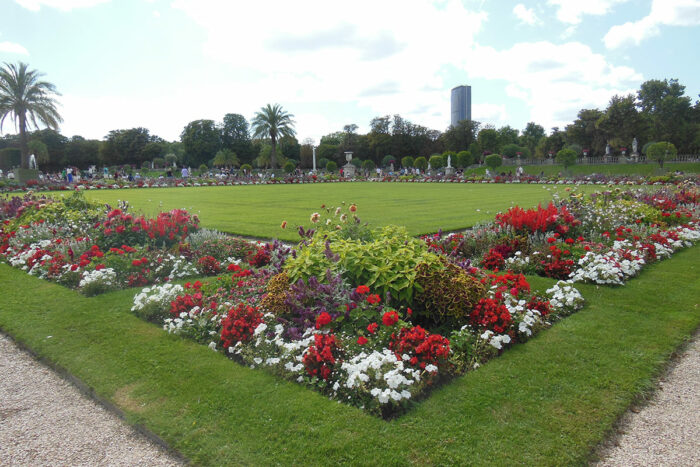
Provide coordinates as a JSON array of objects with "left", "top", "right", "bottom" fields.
[{"left": 1, "top": 183, "right": 699, "bottom": 418}]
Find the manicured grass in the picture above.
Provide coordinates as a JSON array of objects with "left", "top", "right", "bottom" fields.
[
  {"left": 1, "top": 247, "right": 698, "bottom": 465},
  {"left": 466, "top": 161, "right": 700, "bottom": 177},
  {"left": 75, "top": 183, "right": 594, "bottom": 241}
]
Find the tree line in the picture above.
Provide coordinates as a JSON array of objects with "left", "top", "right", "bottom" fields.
[{"left": 2, "top": 60, "right": 698, "bottom": 172}]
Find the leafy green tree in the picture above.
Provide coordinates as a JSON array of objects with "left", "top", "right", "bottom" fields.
[
  {"left": 496, "top": 125, "right": 519, "bottom": 150},
  {"left": 251, "top": 104, "right": 296, "bottom": 169},
  {"left": 361, "top": 159, "right": 375, "bottom": 171},
  {"left": 0, "top": 62, "right": 62, "bottom": 168},
  {"left": 565, "top": 109, "right": 606, "bottom": 156},
  {"left": 381, "top": 154, "right": 396, "bottom": 168},
  {"left": 401, "top": 156, "right": 414, "bottom": 168},
  {"left": 141, "top": 141, "right": 165, "bottom": 161},
  {"left": 31, "top": 129, "right": 67, "bottom": 167},
  {"left": 153, "top": 157, "right": 165, "bottom": 168},
  {"left": 164, "top": 153, "right": 178, "bottom": 167},
  {"left": 221, "top": 113, "right": 253, "bottom": 162},
  {"left": 101, "top": 127, "right": 158, "bottom": 166},
  {"left": 556, "top": 148, "right": 577, "bottom": 170},
  {"left": 637, "top": 79, "right": 693, "bottom": 151},
  {"left": 284, "top": 160, "right": 296, "bottom": 173},
  {"left": 64, "top": 136, "right": 99, "bottom": 169},
  {"left": 456, "top": 150, "right": 472, "bottom": 168},
  {"left": 27, "top": 139, "right": 48, "bottom": 164},
  {"left": 597, "top": 94, "right": 648, "bottom": 149},
  {"left": 326, "top": 160, "right": 337, "bottom": 172},
  {"left": 441, "top": 119, "right": 479, "bottom": 152},
  {"left": 0, "top": 147, "right": 21, "bottom": 170},
  {"left": 567, "top": 143, "right": 582, "bottom": 156},
  {"left": 477, "top": 127, "right": 499, "bottom": 154},
  {"left": 279, "top": 135, "right": 301, "bottom": 160},
  {"left": 501, "top": 143, "right": 519, "bottom": 158},
  {"left": 484, "top": 154, "right": 503, "bottom": 170},
  {"left": 428, "top": 154, "right": 444, "bottom": 170},
  {"left": 213, "top": 149, "right": 240, "bottom": 168},
  {"left": 646, "top": 141, "right": 677, "bottom": 168},
  {"left": 180, "top": 120, "right": 221, "bottom": 168},
  {"left": 414, "top": 156, "right": 428, "bottom": 171},
  {"left": 520, "top": 122, "right": 545, "bottom": 156}
]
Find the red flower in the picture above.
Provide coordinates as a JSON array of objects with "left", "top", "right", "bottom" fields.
[
  {"left": 131, "top": 259, "right": 141, "bottom": 267},
  {"left": 547, "top": 237, "right": 556, "bottom": 244},
  {"left": 382, "top": 310, "right": 399, "bottom": 327},
  {"left": 357, "top": 336, "right": 368, "bottom": 345},
  {"left": 315, "top": 312, "right": 332, "bottom": 329},
  {"left": 367, "top": 322, "right": 379, "bottom": 334},
  {"left": 356, "top": 285, "right": 370, "bottom": 294},
  {"left": 406, "top": 307, "right": 412, "bottom": 316},
  {"left": 367, "top": 294, "right": 381, "bottom": 305}
]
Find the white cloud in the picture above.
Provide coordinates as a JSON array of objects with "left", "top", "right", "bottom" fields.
[
  {"left": 464, "top": 41, "right": 642, "bottom": 129},
  {"left": 513, "top": 4, "right": 540, "bottom": 25},
  {"left": 169, "top": 0, "right": 488, "bottom": 139},
  {"left": 14, "top": 0, "right": 109, "bottom": 11},
  {"left": 0, "top": 41, "right": 29, "bottom": 55},
  {"left": 604, "top": 0, "right": 700, "bottom": 49},
  {"left": 547, "top": 0, "right": 630, "bottom": 24}
]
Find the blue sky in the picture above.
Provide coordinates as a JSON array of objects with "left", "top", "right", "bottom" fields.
[{"left": 1, "top": 0, "right": 699, "bottom": 143}]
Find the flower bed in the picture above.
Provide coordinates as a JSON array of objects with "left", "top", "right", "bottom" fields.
[{"left": 1, "top": 184, "right": 698, "bottom": 418}]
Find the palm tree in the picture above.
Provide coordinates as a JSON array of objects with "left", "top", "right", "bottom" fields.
[
  {"left": 213, "top": 149, "right": 240, "bottom": 168},
  {"left": 0, "top": 62, "right": 62, "bottom": 169},
  {"left": 250, "top": 103, "right": 295, "bottom": 169}
]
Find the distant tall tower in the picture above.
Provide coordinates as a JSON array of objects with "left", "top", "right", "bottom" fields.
[{"left": 451, "top": 85, "right": 471, "bottom": 127}]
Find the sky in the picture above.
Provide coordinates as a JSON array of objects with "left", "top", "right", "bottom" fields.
[{"left": 1, "top": 0, "right": 699, "bottom": 144}]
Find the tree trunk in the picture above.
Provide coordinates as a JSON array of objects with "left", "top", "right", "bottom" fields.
[
  {"left": 19, "top": 114, "right": 28, "bottom": 169},
  {"left": 270, "top": 136, "right": 277, "bottom": 170}
]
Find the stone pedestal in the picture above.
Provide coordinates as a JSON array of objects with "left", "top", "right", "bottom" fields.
[
  {"left": 445, "top": 167, "right": 455, "bottom": 176},
  {"left": 342, "top": 163, "right": 356, "bottom": 178}
]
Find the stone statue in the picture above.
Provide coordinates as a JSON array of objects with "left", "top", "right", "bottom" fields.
[
  {"left": 29, "top": 153, "right": 37, "bottom": 170},
  {"left": 447, "top": 155, "right": 452, "bottom": 168},
  {"left": 605, "top": 144, "right": 611, "bottom": 156},
  {"left": 632, "top": 138, "right": 638, "bottom": 154}
]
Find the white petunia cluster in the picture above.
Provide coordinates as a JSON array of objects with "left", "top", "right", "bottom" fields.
[
  {"left": 131, "top": 283, "right": 184, "bottom": 312},
  {"left": 78, "top": 268, "right": 117, "bottom": 288},
  {"left": 545, "top": 280, "right": 585, "bottom": 314}
]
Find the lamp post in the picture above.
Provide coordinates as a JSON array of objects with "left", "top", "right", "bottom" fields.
[{"left": 312, "top": 146, "right": 317, "bottom": 172}]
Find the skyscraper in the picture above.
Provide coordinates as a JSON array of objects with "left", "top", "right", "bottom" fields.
[{"left": 451, "top": 85, "right": 471, "bottom": 127}]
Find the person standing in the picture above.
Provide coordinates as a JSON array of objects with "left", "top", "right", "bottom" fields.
[{"left": 181, "top": 166, "right": 189, "bottom": 178}]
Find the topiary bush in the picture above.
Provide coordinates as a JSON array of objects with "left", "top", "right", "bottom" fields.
[{"left": 485, "top": 154, "right": 503, "bottom": 170}]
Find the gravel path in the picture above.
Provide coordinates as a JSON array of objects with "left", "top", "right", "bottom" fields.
[
  {"left": 0, "top": 334, "right": 184, "bottom": 466},
  {"left": 596, "top": 333, "right": 700, "bottom": 466}
]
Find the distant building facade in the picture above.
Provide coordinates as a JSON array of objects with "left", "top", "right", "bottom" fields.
[{"left": 450, "top": 85, "right": 471, "bottom": 127}]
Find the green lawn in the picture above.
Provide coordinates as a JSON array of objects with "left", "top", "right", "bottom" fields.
[
  {"left": 76, "top": 183, "right": 595, "bottom": 241},
  {"left": 466, "top": 161, "right": 700, "bottom": 177},
  {"left": 1, "top": 246, "right": 698, "bottom": 465}
]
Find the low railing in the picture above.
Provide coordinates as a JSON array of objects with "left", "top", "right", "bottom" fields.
[{"left": 499, "top": 154, "right": 700, "bottom": 166}]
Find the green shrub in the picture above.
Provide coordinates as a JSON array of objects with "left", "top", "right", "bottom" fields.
[
  {"left": 326, "top": 161, "right": 338, "bottom": 172},
  {"left": 429, "top": 154, "right": 444, "bottom": 170},
  {"left": 284, "top": 161, "right": 296, "bottom": 173},
  {"left": 485, "top": 154, "right": 503, "bottom": 170},
  {"left": 414, "top": 156, "right": 428, "bottom": 171},
  {"left": 556, "top": 148, "right": 577, "bottom": 169},
  {"left": 401, "top": 156, "right": 414, "bottom": 168},
  {"left": 285, "top": 226, "right": 439, "bottom": 304},
  {"left": 456, "top": 150, "right": 473, "bottom": 168},
  {"left": 646, "top": 141, "right": 677, "bottom": 168},
  {"left": 362, "top": 159, "right": 376, "bottom": 171},
  {"left": 414, "top": 258, "right": 486, "bottom": 326}
]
